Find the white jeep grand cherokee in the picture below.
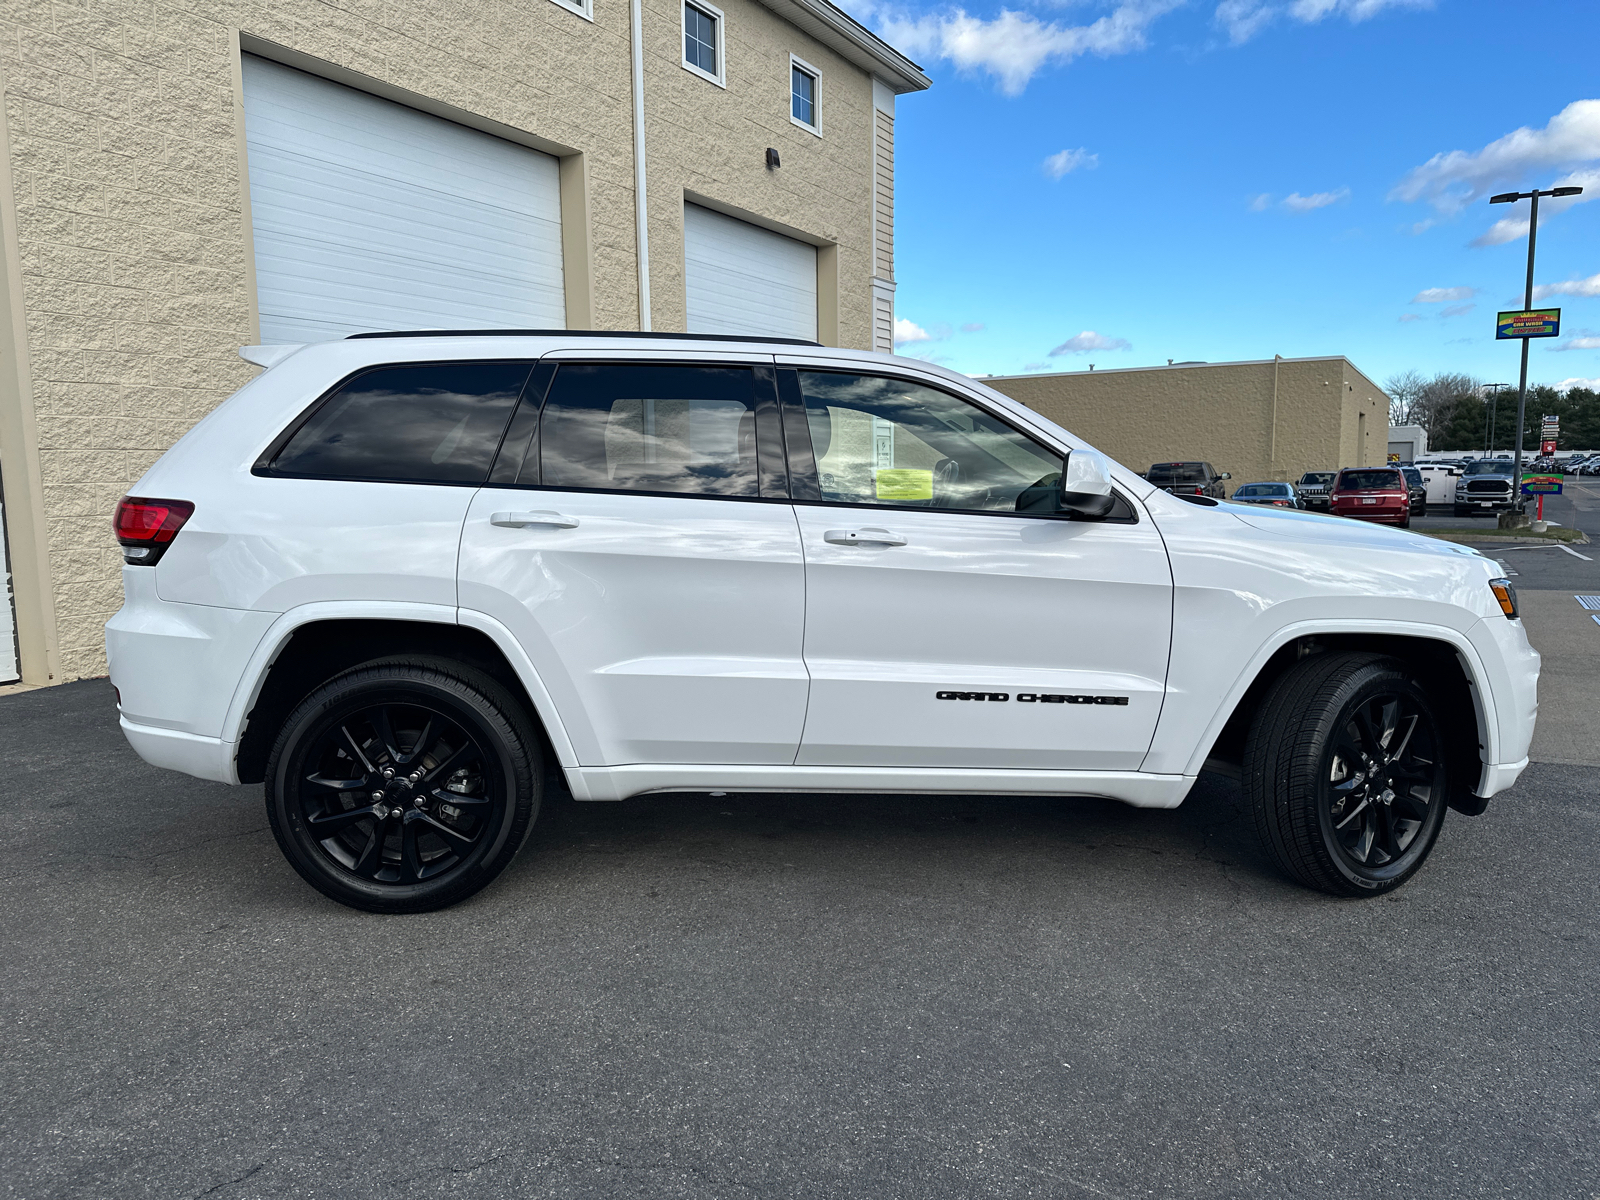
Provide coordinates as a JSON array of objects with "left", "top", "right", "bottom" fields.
[{"left": 106, "top": 332, "right": 1539, "bottom": 912}]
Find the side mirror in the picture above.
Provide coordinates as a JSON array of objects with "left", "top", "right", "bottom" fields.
[
  {"left": 1057, "top": 449, "right": 1115, "bottom": 518},
  {"left": 1217, "top": 472, "right": 1232, "bottom": 481}
]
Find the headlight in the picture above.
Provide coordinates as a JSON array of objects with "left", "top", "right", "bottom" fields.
[{"left": 1488, "top": 578, "right": 1519, "bottom": 619}]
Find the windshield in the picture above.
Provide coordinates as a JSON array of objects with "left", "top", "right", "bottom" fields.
[
  {"left": 1336, "top": 469, "right": 1402, "bottom": 491},
  {"left": 1298, "top": 472, "right": 1334, "bottom": 485},
  {"left": 1146, "top": 463, "right": 1208, "bottom": 484},
  {"left": 1233, "top": 484, "right": 1287, "bottom": 497},
  {"left": 1463, "top": 460, "right": 1512, "bottom": 475}
]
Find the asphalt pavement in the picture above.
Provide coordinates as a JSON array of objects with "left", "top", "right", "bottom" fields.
[{"left": 4, "top": 669, "right": 1599, "bottom": 1198}]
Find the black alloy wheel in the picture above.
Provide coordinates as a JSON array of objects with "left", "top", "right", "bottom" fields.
[
  {"left": 266, "top": 659, "right": 541, "bottom": 913},
  {"left": 1244, "top": 652, "right": 1449, "bottom": 897},
  {"left": 1322, "top": 691, "right": 1445, "bottom": 880}
]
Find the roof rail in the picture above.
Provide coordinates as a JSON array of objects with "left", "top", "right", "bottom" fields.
[{"left": 345, "top": 329, "right": 823, "bottom": 347}]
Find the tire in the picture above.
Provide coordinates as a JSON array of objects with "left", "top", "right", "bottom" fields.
[
  {"left": 1399, "top": 512, "right": 1411, "bottom": 529},
  {"left": 265, "top": 657, "right": 542, "bottom": 913},
  {"left": 1243, "top": 652, "right": 1448, "bottom": 897}
]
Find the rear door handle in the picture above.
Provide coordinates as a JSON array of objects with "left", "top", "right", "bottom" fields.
[
  {"left": 823, "top": 527, "right": 907, "bottom": 547},
  {"left": 490, "top": 510, "right": 580, "bottom": 529}
]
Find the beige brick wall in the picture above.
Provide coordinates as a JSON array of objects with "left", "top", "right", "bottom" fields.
[
  {"left": 0, "top": 0, "right": 886, "bottom": 680},
  {"left": 983, "top": 358, "right": 1391, "bottom": 492}
]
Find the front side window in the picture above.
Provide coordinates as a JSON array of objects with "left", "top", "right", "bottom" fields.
[
  {"left": 269, "top": 362, "right": 531, "bottom": 483},
  {"left": 683, "top": 2, "right": 721, "bottom": 81},
  {"left": 795, "top": 371, "right": 1062, "bottom": 513},
  {"left": 791, "top": 59, "right": 818, "bottom": 130},
  {"left": 541, "top": 363, "right": 759, "bottom": 497}
]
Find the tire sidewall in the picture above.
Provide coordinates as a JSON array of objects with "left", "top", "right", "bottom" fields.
[
  {"left": 267, "top": 668, "right": 533, "bottom": 911},
  {"left": 1311, "top": 666, "right": 1447, "bottom": 893}
]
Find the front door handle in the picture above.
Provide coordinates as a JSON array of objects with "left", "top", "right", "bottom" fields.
[
  {"left": 490, "top": 510, "right": 580, "bottom": 529},
  {"left": 823, "top": 527, "right": 907, "bottom": 547}
]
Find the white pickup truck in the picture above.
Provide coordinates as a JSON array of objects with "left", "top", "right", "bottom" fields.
[{"left": 106, "top": 333, "right": 1540, "bottom": 912}]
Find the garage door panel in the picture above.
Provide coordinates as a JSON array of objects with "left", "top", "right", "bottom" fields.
[
  {"left": 685, "top": 204, "right": 817, "bottom": 341},
  {"left": 242, "top": 56, "right": 565, "bottom": 344}
]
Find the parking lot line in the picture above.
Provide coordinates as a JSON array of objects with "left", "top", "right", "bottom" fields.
[{"left": 1559, "top": 544, "right": 1593, "bottom": 561}]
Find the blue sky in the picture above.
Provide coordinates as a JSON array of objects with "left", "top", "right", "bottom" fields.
[{"left": 870, "top": 0, "right": 1600, "bottom": 391}]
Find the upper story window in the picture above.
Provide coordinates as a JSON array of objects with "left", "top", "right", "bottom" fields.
[
  {"left": 547, "top": 0, "right": 594, "bottom": 20},
  {"left": 683, "top": 2, "right": 725, "bottom": 87},
  {"left": 267, "top": 362, "right": 533, "bottom": 484},
  {"left": 790, "top": 56, "right": 819, "bottom": 133}
]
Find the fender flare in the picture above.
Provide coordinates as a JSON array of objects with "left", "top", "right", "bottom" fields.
[
  {"left": 1175, "top": 617, "right": 1498, "bottom": 780},
  {"left": 219, "top": 601, "right": 582, "bottom": 783}
]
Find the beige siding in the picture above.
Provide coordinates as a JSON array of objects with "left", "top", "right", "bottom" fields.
[
  {"left": 872, "top": 107, "right": 893, "bottom": 280},
  {"left": 0, "top": 0, "right": 894, "bottom": 680},
  {"left": 872, "top": 286, "right": 892, "bottom": 352},
  {"left": 985, "top": 358, "right": 1391, "bottom": 492}
]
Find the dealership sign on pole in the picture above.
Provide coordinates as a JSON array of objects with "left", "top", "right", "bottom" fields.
[
  {"left": 1496, "top": 309, "right": 1561, "bottom": 339},
  {"left": 1541, "top": 414, "right": 1559, "bottom": 456}
]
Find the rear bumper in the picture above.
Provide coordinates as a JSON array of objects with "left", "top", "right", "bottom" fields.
[
  {"left": 119, "top": 716, "right": 239, "bottom": 785},
  {"left": 1332, "top": 507, "right": 1407, "bottom": 523}
]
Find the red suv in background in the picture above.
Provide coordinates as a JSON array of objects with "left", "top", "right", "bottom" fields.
[{"left": 1331, "top": 467, "right": 1412, "bottom": 528}]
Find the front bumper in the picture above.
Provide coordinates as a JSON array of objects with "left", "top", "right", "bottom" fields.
[{"left": 119, "top": 717, "right": 238, "bottom": 784}]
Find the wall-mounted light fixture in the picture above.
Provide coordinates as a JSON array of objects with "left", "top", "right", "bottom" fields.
[{"left": 765, "top": 147, "right": 780, "bottom": 169}]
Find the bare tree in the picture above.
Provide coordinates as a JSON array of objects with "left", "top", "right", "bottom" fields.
[
  {"left": 1384, "top": 371, "right": 1480, "bottom": 442},
  {"left": 1385, "top": 370, "right": 1425, "bottom": 426}
]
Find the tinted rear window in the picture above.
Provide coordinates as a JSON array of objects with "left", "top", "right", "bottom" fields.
[
  {"left": 540, "top": 363, "right": 760, "bottom": 497},
  {"left": 1337, "top": 470, "right": 1403, "bottom": 490},
  {"left": 1233, "top": 484, "right": 1286, "bottom": 497},
  {"left": 270, "top": 362, "right": 531, "bottom": 483},
  {"left": 1146, "top": 463, "right": 1208, "bottom": 484}
]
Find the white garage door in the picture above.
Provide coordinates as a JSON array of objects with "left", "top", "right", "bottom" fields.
[
  {"left": 684, "top": 205, "right": 817, "bottom": 341},
  {"left": 242, "top": 56, "right": 566, "bottom": 344}
]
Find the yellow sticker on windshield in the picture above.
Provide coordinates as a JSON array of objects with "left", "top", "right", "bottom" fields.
[{"left": 875, "top": 468, "right": 934, "bottom": 500}]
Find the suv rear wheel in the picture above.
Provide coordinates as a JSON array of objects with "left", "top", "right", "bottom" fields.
[
  {"left": 1243, "top": 652, "right": 1448, "bottom": 897},
  {"left": 265, "top": 658, "right": 542, "bottom": 913}
]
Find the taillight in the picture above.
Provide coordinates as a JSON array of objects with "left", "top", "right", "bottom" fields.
[
  {"left": 1271, "top": 499, "right": 1289, "bottom": 506},
  {"left": 113, "top": 496, "right": 194, "bottom": 565}
]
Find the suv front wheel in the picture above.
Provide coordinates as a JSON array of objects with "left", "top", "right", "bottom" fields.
[
  {"left": 265, "top": 658, "right": 542, "bottom": 913},
  {"left": 1243, "top": 652, "right": 1448, "bottom": 896}
]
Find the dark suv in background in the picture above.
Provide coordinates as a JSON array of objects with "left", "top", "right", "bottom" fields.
[
  {"left": 1146, "top": 461, "right": 1230, "bottom": 499},
  {"left": 1295, "top": 470, "right": 1336, "bottom": 511},
  {"left": 1398, "top": 465, "right": 1427, "bottom": 515}
]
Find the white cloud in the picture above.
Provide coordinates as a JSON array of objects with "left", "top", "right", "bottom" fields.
[
  {"left": 1216, "top": 0, "right": 1431, "bottom": 44},
  {"left": 1391, "top": 100, "right": 1600, "bottom": 215},
  {"left": 1281, "top": 187, "right": 1350, "bottom": 212},
  {"left": 1050, "top": 330, "right": 1131, "bottom": 355},
  {"left": 893, "top": 318, "right": 931, "bottom": 345},
  {"left": 1412, "top": 285, "right": 1476, "bottom": 303},
  {"left": 1397, "top": 313, "right": 1425, "bottom": 323},
  {"left": 875, "top": 1, "right": 1182, "bottom": 95},
  {"left": 1466, "top": 169, "right": 1600, "bottom": 246},
  {"left": 1022, "top": 361, "right": 1051, "bottom": 372},
  {"left": 1554, "top": 377, "right": 1600, "bottom": 391},
  {"left": 1533, "top": 271, "right": 1600, "bottom": 301},
  {"left": 1044, "top": 147, "right": 1098, "bottom": 178},
  {"left": 1440, "top": 303, "right": 1475, "bottom": 318},
  {"left": 1249, "top": 192, "right": 1273, "bottom": 211},
  {"left": 961, "top": 322, "right": 986, "bottom": 332},
  {"left": 1553, "top": 336, "right": 1600, "bottom": 351}
]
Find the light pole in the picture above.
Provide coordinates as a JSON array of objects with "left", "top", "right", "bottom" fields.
[
  {"left": 1482, "top": 383, "right": 1506, "bottom": 455},
  {"left": 1489, "top": 184, "right": 1583, "bottom": 509}
]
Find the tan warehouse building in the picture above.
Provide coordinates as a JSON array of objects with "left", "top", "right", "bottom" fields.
[
  {"left": 984, "top": 356, "right": 1390, "bottom": 491},
  {"left": 0, "top": 0, "right": 928, "bottom": 685}
]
